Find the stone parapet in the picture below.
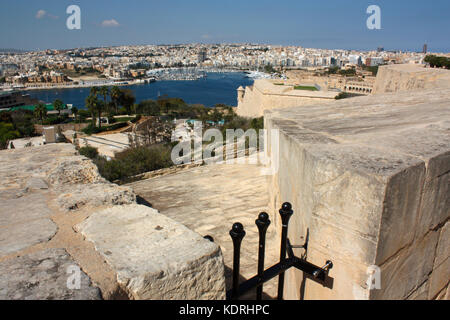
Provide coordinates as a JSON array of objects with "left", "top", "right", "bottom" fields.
[{"left": 265, "top": 87, "right": 450, "bottom": 300}]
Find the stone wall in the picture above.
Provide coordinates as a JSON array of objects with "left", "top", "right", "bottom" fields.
[
  {"left": 373, "top": 64, "right": 450, "bottom": 94},
  {"left": 34, "top": 123, "right": 89, "bottom": 135},
  {"left": 0, "top": 144, "right": 226, "bottom": 300},
  {"left": 265, "top": 86, "right": 450, "bottom": 300},
  {"left": 236, "top": 79, "right": 338, "bottom": 118}
]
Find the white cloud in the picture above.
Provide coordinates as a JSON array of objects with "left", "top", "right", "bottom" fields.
[
  {"left": 35, "top": 10, "right": 58, "bottom": 20},
  {"left": 101, "top": 19, "right": 120, "bottom": 27},
  {"left": 201, "top": 34, "right": 212, "bottom": 39},
  {"left": 36, "top": 10, "right": 46, "bottom": 19}
]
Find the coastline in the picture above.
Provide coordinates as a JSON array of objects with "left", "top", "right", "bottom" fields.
[
  {"left": 0, "top": 68, "right": 252, "bottom": 92},
  {"left": 0, "top": 79, "right": 154, "bottom": 92},
  {"left": 11, "top": 72, "right": 255, "bottom": 109}
]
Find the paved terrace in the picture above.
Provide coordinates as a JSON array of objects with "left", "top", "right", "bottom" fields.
[{"left": 127, "top": 160, "right": 281, "bottom": 299}]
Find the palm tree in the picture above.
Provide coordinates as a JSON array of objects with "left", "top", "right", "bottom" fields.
[
  {"left": 86, "top": 95, "right": 103, "bottom": 129},
  {"left": 99, "top": 86, "right": 110, "bottom": 105},
  {"left": 53, "top": 99, "right": 64, "bottom": 116},
  {"left": 90, "top": 86, "right": 100, "bottom": 97},
  {"left": 71, "top": 106, "right": 78, "bottom": 123},
  {"left": 34, "top": 103, "right": 47, "bottom": 124},
  {"left": 110, "top": 86, "right": 122, "bottom": 113}
]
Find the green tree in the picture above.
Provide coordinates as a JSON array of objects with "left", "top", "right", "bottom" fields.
[
  {"left": 99, "top": 86, "right": 110, "bottom": 110},
  {"left": 86, "top": 94, "right": 103, "bottom": 129},
  {"left": 53, "top": 99, "right": 64, "bottom": 116},
  {"left": 120, "top": 89, "right": 136, "bottom": 115},
  {"left": 71, "top": 106, "right": 78, "bottom": 123},
  {"left": 110, "top": 86, "right": 122, "bottom": 113},
  {"left": 0, "top": 122, "right": 21, "bottom": 150},
  {"left": 34, "top": 103, "right": 47, "bottom": 124}
]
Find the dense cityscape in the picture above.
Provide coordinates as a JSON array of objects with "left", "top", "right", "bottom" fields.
[{"left": 0, "top": 43, "right": 434, "bottom": 90}]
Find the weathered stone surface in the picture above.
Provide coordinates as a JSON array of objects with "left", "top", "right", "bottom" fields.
[
  {"left": 435, "top": 222, "right": 450, "bottom": 268},
  {"left": 371, "top": 230, "right": 439, "bottom": 300},
  {"left": 0, "top": 248, "right": 101, "bottom": 300},
  {"left": 0, "top": 193, "right": 53, "bottom": 226},
  {"left": 47, "top": 157, "right": 105, "bottom": 186},
  {"left": 407, "top": 281, "right": 429, "bottom": 300},
  {"left": 416, "top": 153, "right": 450, "bottom": 239},
  {"left": 57, "top": 184, "right": 136, "bottom": 211},
  {"left": 75, "top": 204, "right": 226, "bottom": 300},
  {"left": 0, "top": 218, "right": 57, "bottom": 256},
  {"left": 127, "top": 161, "right": 279, "bottom": 299},
  {"left": 25, "top": 177, "right": 49, "bottom": 191},
  {"left": 0, "top": 144, "right": 141, "bottom": 299},
  {"left": 265, "top": 79, "right": 450, "bottom": 300},
  {"left": 429, "top": 257, "right": 450, "bottom": 299},
  {"left": 373, "top": 64, "right": 450, "bottom": 94}
]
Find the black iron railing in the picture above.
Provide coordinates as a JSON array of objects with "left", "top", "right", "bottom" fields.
[{"left": 226, "top": 202, "right": 334, "bottom": 300}]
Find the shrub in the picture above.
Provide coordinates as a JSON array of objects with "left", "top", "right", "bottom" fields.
[
  {"left": 82, "top": 123, "right": 102, "bottom": 135},
  {"left": 79, "top": 146, "right": 99, "bottom": 159},
  {"left": 335, "top": 92, "right": 352, "bottom": 100},
  {"left": 131, "top": 115, "right": 142, "bottom": 123},
  {"left": 93, "top": 144, "right": 173, "bottom": 182},
  {"left": 0, "top": 123, "right": 21, "bottom": 150}
]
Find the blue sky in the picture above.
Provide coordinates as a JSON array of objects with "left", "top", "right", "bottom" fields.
[{"left": 1, "top": 0, "right": 449, "bottom": 52}]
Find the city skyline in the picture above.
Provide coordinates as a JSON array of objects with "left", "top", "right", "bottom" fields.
[{"left": 1, "top": 0, "right": 449, "bottom": 52}]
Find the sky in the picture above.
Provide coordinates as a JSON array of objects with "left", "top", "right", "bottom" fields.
[{"left": 0, "top": 0, "right": 449, "bottom": 52}]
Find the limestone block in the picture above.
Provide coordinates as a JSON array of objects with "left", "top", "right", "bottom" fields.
[
  {"left": 47, "top": 157, "right": 105, "bottom": 186},
  {"left": 57, "top": 183, "right": 136, "bottom": 211},
  {"left": 0, "top": 218, "right": 57, "bottom": 256},
  {"left": 25, "top": 177, "right": 49, "bottom": 191},
  {"left": 0, "top": 248, "right": 101, "bottom": 300},
  {"left": 407, "top": 281, "right": 429, "bottom": 300},
  {"left": 417, "top": 153, "right": 450, "bottom": 238},
  {"left": 75, "top": 204, "right": 226, "bottom": 300},
  {"left": 428, "top": 257, "right": 450, "bottom": 299},
  {"left": 376, "top": 162, "right": 426, "bottom": 264},
  {"left": 371, "top": 230, "right": 439, "bottom": 300},
  {"left": 435, "top": 222, "right": 450, "bottom": 268}
]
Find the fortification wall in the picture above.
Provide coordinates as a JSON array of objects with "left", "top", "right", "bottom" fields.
[
  {"left": 236, "top": 80, "right": 338, "bottom": 118},
  {"left": 265, "top": 86, "right": 450, "bottom": 300},
  {"left": 373, "top": 64, "right": 450, "bottom": 94}
]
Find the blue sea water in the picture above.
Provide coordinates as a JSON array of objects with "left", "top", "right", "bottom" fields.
[{"left": 26, "top": 72, "right": 254, "bottom": 109}]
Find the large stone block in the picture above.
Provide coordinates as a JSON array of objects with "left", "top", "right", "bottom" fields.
[
  {"left": 435, "top": 221, "right": 450, "bottom": 268},
  {"left": 0, "top": 218, "right": 57, "bottom": 256},
  {"left": 429, "top": 257, "right": 450, "bottom": 299},
  {"left": 265, "top": 84, "right": 450, "bottom": 300},
  {"left": 0, "top": 248, "right": 101, "bottom": 300},
  {"left": 75, "top": 204, "right": 226, "bottom": 300},
  {"left": 371, "top": 230, "right": 439, "bottom": 300},
  {"left": 416, "top": 153, "right": 450, "bottom": 238}
]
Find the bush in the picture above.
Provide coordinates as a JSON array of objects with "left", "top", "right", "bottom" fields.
[
  {"left": 93, "top": 145, "right": 173, "bottom": 182},
  {"left": 82, "top": 123, "right": 102, "bottom": 135},
  {"left": 82, "top": 122, "right": 128, "bottom": 135},
  {"left": 424, "top": 55, "right": 450, "bottom": 69},
  {"left": 131, "top": 115, "right": 142, "bottom": 123},
  {"left": 335, "top": 92, "right": 351, "bottom": 100},
  {"left": 79, "top": 146, "right": 99, "bottom": 159},
  {"left": 0, "top": 123, "right": 21, "bottom": 150}
]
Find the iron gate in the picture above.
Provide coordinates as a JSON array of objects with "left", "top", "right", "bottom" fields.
[{"left": 226, "top": 202, "right": 334, "bottom": 300}]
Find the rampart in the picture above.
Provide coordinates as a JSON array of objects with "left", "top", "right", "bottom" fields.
[{"left": 265, "top": 68, "right": 450, "bottom": 299}]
